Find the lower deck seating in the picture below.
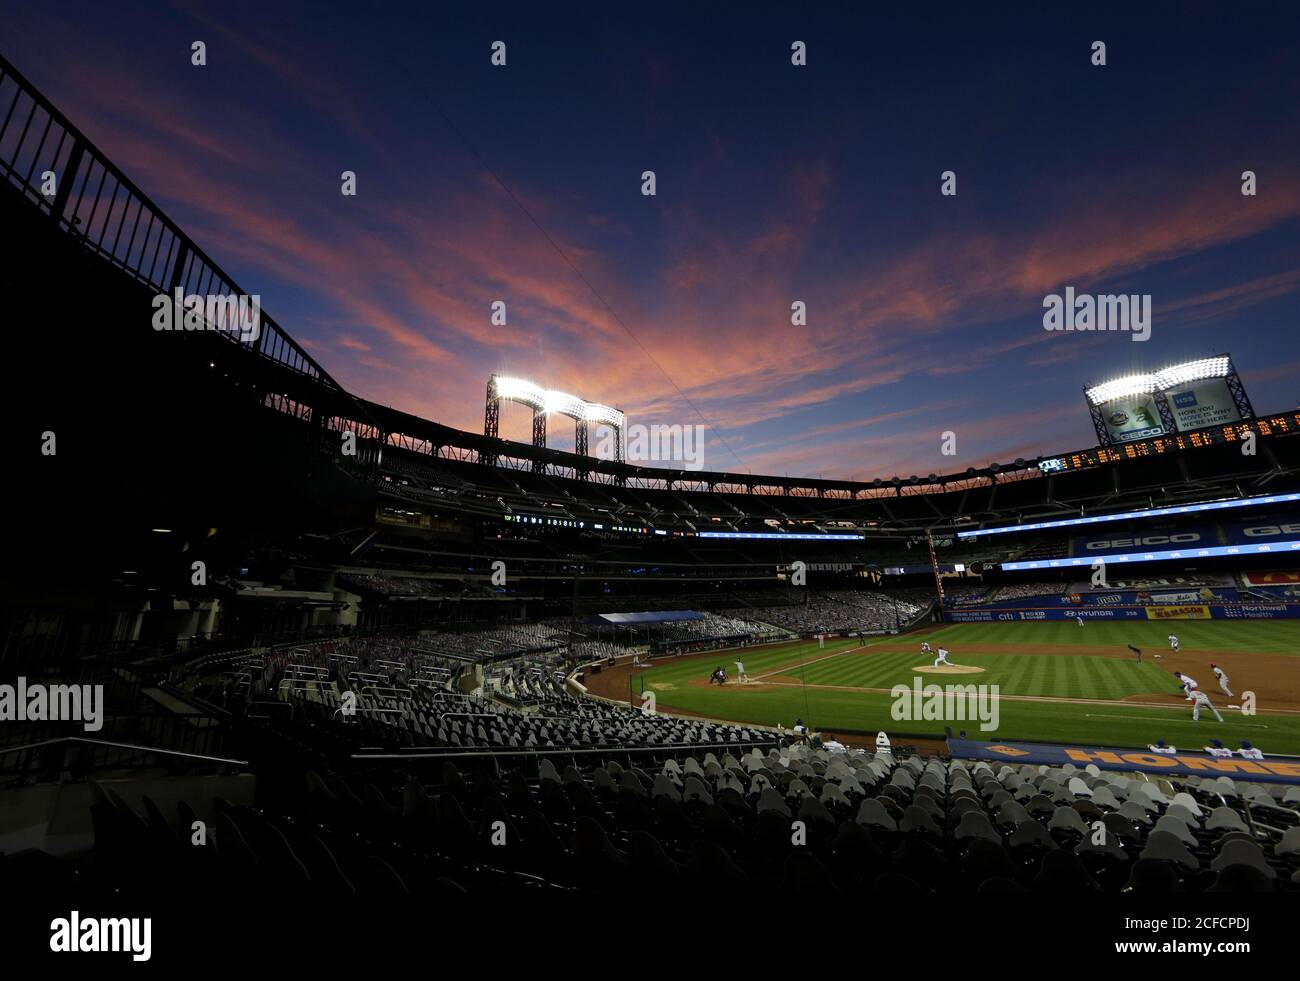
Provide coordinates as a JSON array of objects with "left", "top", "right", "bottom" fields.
[{"left": 11, "top": 746, "right": 1297, "bottom": 900}]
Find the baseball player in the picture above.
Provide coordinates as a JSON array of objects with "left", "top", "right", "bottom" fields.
[
  {"left": 1167, "top": 633, "right": 1180, "bottom": 653},
  {"left": 1173, "top": 671, "right": 1198, "bottom": 695},
  {"left": 1187, "top": 688, "right": 1223, "bottom": 722},
  {"left": 735, "top": 660, "right": 748, "bottom": 684},
  {"left": 1210, "top": 662, "right": 1233, "bottom": 697},
  {"left": 921, "top": 641, "right": 933, "bottom": 655},
  {"left": 818, "top": 633, "right": 825, "bottom": 650},
  {"left": 933, "top": 647, "right": 952, "bottom": 668},
  {"left": 1076, "top": 614, "right": 1085, "bottom": 627}
]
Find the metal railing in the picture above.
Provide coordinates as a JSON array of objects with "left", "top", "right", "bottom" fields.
[
  {"left": 0, "top": 51, "right": 380, "bottom": 435},
  {"left": 0, "top": 735, "right": 246, "bottom": 780}
]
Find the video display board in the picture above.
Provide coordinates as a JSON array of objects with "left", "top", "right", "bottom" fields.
[
  {"left": 1086, "top": 355, "right": 1254, "bottom": 447},
  {"left": 1164, "top": 377, "right": 1244, "bottom": 431},
  {"left": 1097, "top": 395, "right": 1164, "bottom": 443}
]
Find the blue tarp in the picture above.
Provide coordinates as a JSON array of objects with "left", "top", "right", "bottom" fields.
[{"left": 592, "top": 610, "right": 707, "bottom": 625}]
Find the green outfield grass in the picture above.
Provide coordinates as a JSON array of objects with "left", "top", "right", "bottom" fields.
[{"left": 632, "top": 620, "right": 1300, "bottom": 753}]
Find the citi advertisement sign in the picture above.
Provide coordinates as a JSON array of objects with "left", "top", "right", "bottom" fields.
[{"left": 946, "top": 608, "right": 1147, "bottom": 622}]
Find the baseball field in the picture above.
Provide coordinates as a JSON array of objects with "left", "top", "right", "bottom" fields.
[{"left": 590, "top": 620, "right": 1300, "bottom": 754}]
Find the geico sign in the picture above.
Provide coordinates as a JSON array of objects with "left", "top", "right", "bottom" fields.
[
  {"left": 1243, "top": 523, "right": 1300, "bottom": 537},
  {"left": 1085, "top": 534, "right": 1201, "bottom": 550}
]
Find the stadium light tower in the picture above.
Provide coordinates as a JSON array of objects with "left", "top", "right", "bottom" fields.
[
  {"left": 482, "top": 376, "right": 502, "bottom": 466},
  {"left": 482, "top": 374, "right": 626, "bottom": 472}
]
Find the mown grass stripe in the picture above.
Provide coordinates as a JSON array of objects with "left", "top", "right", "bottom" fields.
[{"left": 1005, "top": 656, "right": 1032, "bottom": 694}]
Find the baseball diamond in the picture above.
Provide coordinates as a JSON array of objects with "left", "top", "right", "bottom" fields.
[{"left": 589, "top": 621, "right": 1300, "bottom": 753}]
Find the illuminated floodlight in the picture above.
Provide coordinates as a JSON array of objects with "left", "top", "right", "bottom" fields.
[
  {"left": 1085, "top": 373, "right": 1156, "bottom": 405},
  {"left": 1086, "top": 358, "right": 1233, "bottom": 405},
  {"left": 493, "top": 376, "right": 546, "bottom": 409},
  {"left": 1153, "top": 356, "right": 1231, "bottom": 389},
  {"left": 585, "top": 403, "right": 625, "bottom": 427},
  {"left": 958, "top": 491, "right": 1300, "bottom": 538},
  {"left": 543, "top": 389, "right": 587, "bottom": 418},
  {"left": 493, "top": 375, "right": 625, "bottom": 428}
]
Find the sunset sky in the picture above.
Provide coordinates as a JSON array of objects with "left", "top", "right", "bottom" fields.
[{"left": 6, "top": 2, "right": 1300, "bottom": 479}]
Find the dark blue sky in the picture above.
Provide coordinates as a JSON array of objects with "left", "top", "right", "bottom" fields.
[{"left": 5, "top": 1, "right": 1299, "bottom": 477}]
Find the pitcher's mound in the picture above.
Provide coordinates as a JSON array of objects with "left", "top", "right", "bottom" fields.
[{"left": 914, "top": 664, "right": 986, "bottom": 675}]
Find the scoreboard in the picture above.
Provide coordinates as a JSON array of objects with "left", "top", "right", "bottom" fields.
[
  {"left": 1038, "top": 410, "right": 1300, "bottom": 475},
  {"left": 1083, "top": 355, "right": 1256, "bottom": 448}
]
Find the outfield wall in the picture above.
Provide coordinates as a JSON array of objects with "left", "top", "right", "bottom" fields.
[
  {"left": 944, "top": 602, "right": 1300, "bottom": 622},
  {"left": 958, "top": 587, "right": 1248, "bottom": 609}
]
